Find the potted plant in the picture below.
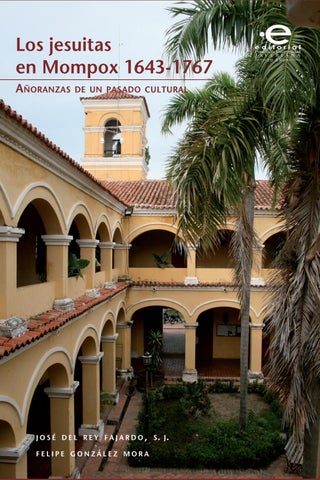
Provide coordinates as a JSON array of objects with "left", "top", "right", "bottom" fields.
[{"left": 68, "top": 253, "right": 90, "bottom": 278}]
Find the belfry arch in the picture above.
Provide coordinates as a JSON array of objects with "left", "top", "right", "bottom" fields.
[{"left": 103, "top": 118, "right": 122, "bottom": 157}]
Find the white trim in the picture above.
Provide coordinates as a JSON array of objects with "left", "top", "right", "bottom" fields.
[
  {"left": 99, "top": 242, "right": 116, "bottom": 249},
  {"left": 78, "top": 352, "right": 104, "bottom": 364},
  {"left": 0, "top": 396, "right": 23, "bottom": 425},
  {"left": 44, "top": 381, "right": 79, "bottom": 398},
  {"left": 81, "top": 97, "right": 150, "bottom": 122},
  {"left": 42, "top": 234, "right": 73, "bottom": 246},
  {"left": 0, "top": 227, "right": 24, "bottom": 242},
  {"left": 114, "top": 243, "right": 131, "bottom": 250},
  {"left": 84, "top": 125, "right": 144, "bottom": 133},
  {"left": 81, "top": 156, "right": 146, "bottom": 166},
  {"left": 0, "top": 114, "right": 125, "bottom": 215},
  {"left": 76, "top": 239, "right": 99, "bottom": 248},
  {"left": 101, "top": 333, "right": 119, "bottom": 343},
  {"left": 132, "top": 208, "right": 176, "bottom": 217},
  {"left": 0, "top": 434, "right": 34, "bottom": 464}
]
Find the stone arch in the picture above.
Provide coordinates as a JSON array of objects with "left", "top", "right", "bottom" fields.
[
  {"left": 17, "top": 202, "right": 47, "bottom": 286},
  {"left": 259, "top": 223, "right": 286, "bottom": 245},
  {"left": 0, "top": 402, "right": 21, "bottom": 443},
  {"left": 0, "top": 418, "right": 22, "bottom": 478},
  {"left": 129, "top": 227, "right": 186, "bottom": 268},
  {"left": 101, "top": 313, "right": 116, "bottom": 337},
  {"left": 0, "top": 208, "right": 5, "bottom": 226},
  {"left": 192, "top": 299, "right": 240, "bottom": 319},
  {"left": 24, "top": 349, "right": 72, "bottom": 426},
  {"left": 67, "top": 203, "right": 94, "bottom": 239},
  {"left": 99, "top": 111, "right": 124, "bottom": 128},
  {"left": 28, "top": 352, "right": 71, "bottom": 394},
  {"left": 13, "top": 184, "right": 65, "bottom": 233},
  {"left": 196, "top": 305, "right": 242, "bottom": 362},
  {"left": 112, "top": 225, "right": 123, "bottom": 244},
  {"left": 16, "top": 197, "right": 64, "bottom": 287},
  {"left": 100, "top": 315, "right": 117, "bottom": 395},
  {"left": 68, "top": 210, "right": 94, "bottom": 262},
  {"left": 73, "top": 332, "right": 101, "bottom": 447},
  {"left": 95, "top": 218, "right": 112, "bottom": 273},
  {"left": 25, "top": 353, "right": 72, "bottom": 478},
  {"left": 128, "top": 298, "right": 190, "bottom": 323},
  {"left": 196, "top": 228, "right": 235, "bottom": 268},
  {"left": 0, "top": 180, "right": 14, "bottom": 225},
  {"left": 263, "top": 231, "right": 286, "bottom": 268},
  {"left": 0, "top": 420, "right": 15, "bottom": 448},
  {"left": 115, "top": 305, "right": 132, "bottom": 374},
  {"left": 95, "top": 215, "right": 112, "bottom": 242},
  {"left": 73, "top": 327, "right": 99, "bottom": 361},
  {"left": 112, "top": 227, "right": 126, "bottom": 276},
  {"left": 116, "top": 306, "right": 126, "bottom": 324},
  {"left": 130, "top": 303, "right": 187, "bottom": 379},
  {"left": 127, "top": 222, "right": 179, "bottom": 243}
]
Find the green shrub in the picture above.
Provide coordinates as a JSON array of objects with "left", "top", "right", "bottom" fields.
[
  {"left": 207, "top": 379, "right": 239, "bottom": 393},
  {"left": 127, "top": 383, "right": 285, "bottom": 470},
  {"left": 162, "top": 384, "right": 186, "bottom": 400},
  {"left": 248, "top": 381, "right": 283, "bottom": 417}
]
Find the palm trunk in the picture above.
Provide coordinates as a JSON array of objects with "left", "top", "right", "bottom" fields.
[
  {"left": 233, "top": 176, "right": 256, "bottom": 429},
  {"left": 303, "top": 380, "right": 320, "bottom": 478}
]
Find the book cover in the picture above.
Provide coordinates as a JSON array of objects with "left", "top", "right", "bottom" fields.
[{"left": 0, "top": 1, "right": 308, "bottom": 479}]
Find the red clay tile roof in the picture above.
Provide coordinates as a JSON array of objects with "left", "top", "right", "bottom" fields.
[
  {"left": 0, "top": 283, "right": 129, "bottom": 360},
  {"left": 80, "top": 91, "right": 150, "bottom": 117},
  {"left": 255, "top": 180, "right": 282, "bottom": 210},
  {"left": 133, "top": 281, "right": 238, "bottom": 288},
  {"left": 0, "top": 100, "right": 280, "bottom": 212},
  {"left": 103, "top": 180, "right": 177, "bottom": 209},
  {"left": 104, "top": 179, "right": 281, "bottom": 211}
]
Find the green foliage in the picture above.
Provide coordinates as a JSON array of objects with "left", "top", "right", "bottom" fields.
[
  {"left": 248, "top": 381, "right": 283, "bottom": 417},
  {"left": 163, "top": 0, "right": 320, "bottom": 447},
  {"left": 148, "top": 330, "right": 163, "bottom": 374},
  {"left": 184, "top": 380, "right": 211, "bottom": 416},
  {"left": 207, "top": 379, "right": 239, "bottom": 393},
  {"left": 151, "top": 251, "right": 174, "bottom": 268},
  {"left": 68, "top": 253, "right": 90, "bottom": 278},
  {"left": 162, "top": 384, "right": 186, "bottom": 400},
  {"left": 128, "top": 383, "right": 285, "bottom": 469},
  {"left": 162, "top": 381, "right": 211, "bottom": 415},
  {"left": 137, "top": 390, "right": 166, "bottom": 434}
]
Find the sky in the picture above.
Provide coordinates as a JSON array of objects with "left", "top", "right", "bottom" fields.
[{"left": 1, "top": 0, "right": 239, "bottom": 179}]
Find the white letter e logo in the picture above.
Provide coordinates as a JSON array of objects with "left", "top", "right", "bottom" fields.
[{"left": 260, "top": 24, "right": 291, "bottom": 45}]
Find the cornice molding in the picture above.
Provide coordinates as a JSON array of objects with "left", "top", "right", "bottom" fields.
[
  {"left": 84, "top": 125, "right": 143, "bottom": 133},
  {"left": 81, "top": 98, "right": 150, "bottom": 123},
  {"left": 0, "top": 113, "right": 125, "bottom": 215}
]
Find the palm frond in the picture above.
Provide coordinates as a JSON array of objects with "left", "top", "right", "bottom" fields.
[
  {"left": 164, "top": 0, "right": 270, "bottom": 62},
  {"left": 267, "top": 111, "right": 320, "bottom": 442},
  {"left": 161, "top": 73, "right": 237, "bottom": 134},
  {"left": 253, "top": 27, "right": 320, "bottom": 123}
]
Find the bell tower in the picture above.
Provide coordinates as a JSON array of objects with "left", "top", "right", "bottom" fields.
[{"left": 81, "top": 92, "right": 150, "bottom": 181}]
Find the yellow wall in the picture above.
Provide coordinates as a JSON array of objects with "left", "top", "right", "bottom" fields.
[
  {"left": 81, "top": 97, "right": 149, "bottom": 180},
  {"left": 0, "top": 100, "right": 282, "bottom": 478}
]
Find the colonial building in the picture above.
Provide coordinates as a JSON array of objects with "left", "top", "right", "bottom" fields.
[{"left": 0, "top": 93, "right": 283, "bottom": 478}]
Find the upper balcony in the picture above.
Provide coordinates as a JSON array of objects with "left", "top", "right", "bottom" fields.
[{"left": 128, "top": 229, "right": 285, "bottom": 286}]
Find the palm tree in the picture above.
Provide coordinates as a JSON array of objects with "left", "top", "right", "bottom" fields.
[
  {"left": 163, "top": 0, "right": 320, "bottom": 473},
  {"left": 162, "top": 70, "right": 287, "bottom": 428}
]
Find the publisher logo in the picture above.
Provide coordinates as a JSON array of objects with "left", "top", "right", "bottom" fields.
[
  {"left": 259, "top": 24, "right": 291, "bottom": 45},
  {"left": 255, "top": 24, "right": 301, "bottom": 56}
]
